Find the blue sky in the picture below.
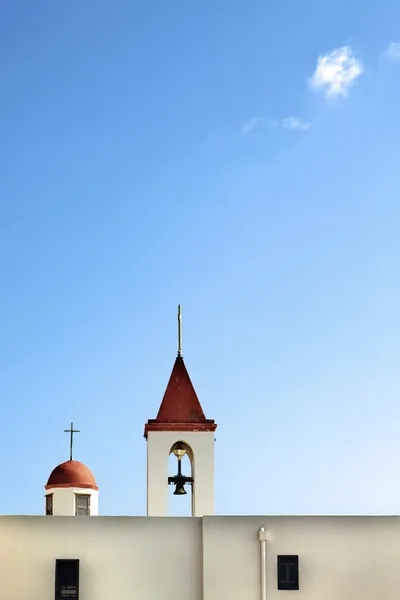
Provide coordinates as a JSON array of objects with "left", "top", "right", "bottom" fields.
[{"left": 1, "top": 0, "right": 400, "bottom": 516}]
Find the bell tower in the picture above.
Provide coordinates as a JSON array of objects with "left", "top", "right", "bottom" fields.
[{"left": 144, "top": 306, "right": 217, "bottom": 517}]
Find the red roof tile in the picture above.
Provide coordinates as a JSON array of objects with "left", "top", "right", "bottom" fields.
[{"left": 45, "top": 460, "right": 98, "bottom": 490}]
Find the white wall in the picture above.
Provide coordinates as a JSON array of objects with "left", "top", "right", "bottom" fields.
[
  {"left": 45, "top": 488, "right": 99, "bottom": 516},
  {"left": 202, "top": 515, "right": 400, "bottom": 600},
  {"left": 2, "top": 514, "right": 400, "bottom": 600},
  {"left": 147, "top": 431, "right": 215, "bottom": 517},
  {"left": 0, "top": 516, "right": 202, "bottom": 600}
]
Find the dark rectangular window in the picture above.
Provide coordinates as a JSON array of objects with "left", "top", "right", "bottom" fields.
[
  {"left": 277, "top": 555, "right": 299, "bottom": 590},
  {"left": 46, "top": 494, "right": 53, "bottom": 516},
  {"left": 75, "top": 494, "right": 90, "bottom": 516},
  {"left": 55, "top": 559, "right": 79, "bottom": 599}
]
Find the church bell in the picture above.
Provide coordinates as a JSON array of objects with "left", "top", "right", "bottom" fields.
[
  {"left": 173, "top": 479, "right": 187, "bottom": 495},
  {"left": 169, "top": 441, "right": 193, "bottom": 496}
]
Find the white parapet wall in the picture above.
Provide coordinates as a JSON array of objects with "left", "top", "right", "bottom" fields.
[{"left": 1, "top": 515, "right": 400, "bottom": 599}]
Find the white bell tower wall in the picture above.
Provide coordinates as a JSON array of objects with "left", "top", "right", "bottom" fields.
[{"left": 147, "top": 430, "right": 215, "bottom": 517}]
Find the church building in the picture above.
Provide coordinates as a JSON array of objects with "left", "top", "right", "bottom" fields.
[{"left": 1, "top": 307, "right": 400, "bottom": 600}]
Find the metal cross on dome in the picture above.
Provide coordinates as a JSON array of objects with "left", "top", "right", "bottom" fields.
[{"left": 64, "top": 422, "right": 80, "bottom": 461}]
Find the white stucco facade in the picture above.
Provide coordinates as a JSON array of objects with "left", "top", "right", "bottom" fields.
[
  {"left": 1, "top": 514, "right": 400, "bottom": 599},
  {"left": 147, "top": 430, "right": 215, "bottom": 516},
  {"left": 44, "top": 487, "right": 99, "bottom": 516}
]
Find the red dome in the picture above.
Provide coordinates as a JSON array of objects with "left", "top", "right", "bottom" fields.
[{"left": 45, "top": 460, "right": 98, "bottom": 490}]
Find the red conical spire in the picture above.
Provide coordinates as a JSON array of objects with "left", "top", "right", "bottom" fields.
[
  {"left": 144, "top": 355, "right": 217, "bottom": 437},
  {"left": 144, "top": 306, "right": 217, "bottom": 438},
  {"left": 156, "top": 356, "right": 206, "bottom": 422}
]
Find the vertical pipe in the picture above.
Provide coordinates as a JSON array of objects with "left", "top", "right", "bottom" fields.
[{"left": 259, "top": 527, "right": 267, "bottom": 600}]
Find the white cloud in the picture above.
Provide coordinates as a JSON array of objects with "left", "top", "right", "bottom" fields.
[
  {"left": 309, "top": 46, "right": 363, "bottom": 97},
  {"left": 242, "top": 116, "right": 310, "bottom": 134},
  {"left": 241, "top": 117, "right": 276, "bottom": 133},
  {"left": 385, "top": 42, "right": 400, "bottom": 62},
  {"left": 282, "top": 117, "right": 311, "bottom": 132}
]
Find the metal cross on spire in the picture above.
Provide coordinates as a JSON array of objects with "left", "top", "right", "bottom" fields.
[
  {"left": 64, "top": 422, "right": 80, "bottom": 461},
  {"left": 177, "top": 304, "right": 182, "bottom": 357}
]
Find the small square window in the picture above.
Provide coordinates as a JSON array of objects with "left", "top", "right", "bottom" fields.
[
  {"left": 55, "top": 559, "right": 79, "bottom": 600},
  {"left": 277, "top": 555, "right": 299, "bottom": 590},
  {"left": 46, "top": 494, "right": 53, "bottom": 516},
  {"left": 75, "top": 494, "right": 90, "bottom": 516}
]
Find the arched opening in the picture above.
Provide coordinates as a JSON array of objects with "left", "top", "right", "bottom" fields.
[{"left": 168, "top": 441, "right": 194, "bottom": 516}]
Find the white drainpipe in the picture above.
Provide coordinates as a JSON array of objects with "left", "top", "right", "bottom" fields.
[{"left": 259, "top": 527, "right": 267, "bottom": 600}]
